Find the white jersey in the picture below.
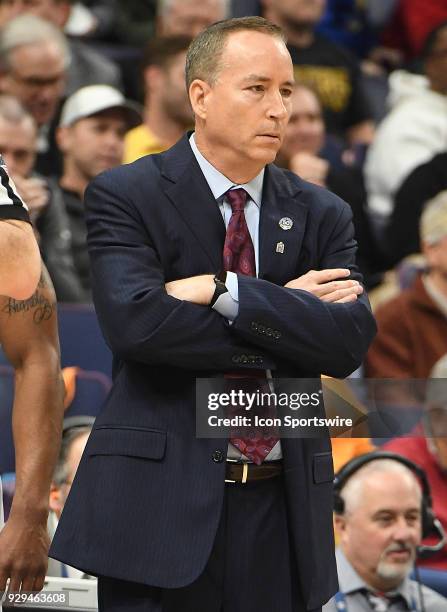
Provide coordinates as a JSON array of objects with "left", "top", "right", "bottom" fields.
[{"left": 0, "top": 155, "right": 29, "bottom": 222}]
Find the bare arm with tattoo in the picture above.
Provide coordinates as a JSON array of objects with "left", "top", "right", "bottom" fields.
[
  {"left": 0, "top": 220, "right": 41, "bottom": 300},
  {"left": 0, "top": 264, "right": 64, "bottom": 594}
]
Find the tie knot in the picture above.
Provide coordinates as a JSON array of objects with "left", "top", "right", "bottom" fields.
[{"left": 226, "top": 188, "right": 248, "bottom": 213}]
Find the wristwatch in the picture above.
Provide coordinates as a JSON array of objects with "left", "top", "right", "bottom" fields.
[{"left": 210, "top": 271, "right": 228, "bottom": 307}]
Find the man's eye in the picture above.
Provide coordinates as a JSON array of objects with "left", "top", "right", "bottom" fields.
[
  {"left": 281, "top": 89, "right": 292, "bottom": 98},
  {"left": 249, "top": 85, "right": 264, "bottom": 92}
]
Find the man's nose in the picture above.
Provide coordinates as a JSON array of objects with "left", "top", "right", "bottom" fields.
[
  {"left": 267, "top": 90, "right": 289, "bottom": 120},
  {"left": 392, "top": 518, "right": 417, "bottom": 542}
]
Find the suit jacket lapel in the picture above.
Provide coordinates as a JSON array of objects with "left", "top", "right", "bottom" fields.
[
  {"left": 161, "top": 135, "right": 226, "bottom": 272},
  {"left": 160, "top": 136, "right": 309, "bottom": 281},
  {"left": 259, "top": 164, "right": 308, "bottom": 283}
]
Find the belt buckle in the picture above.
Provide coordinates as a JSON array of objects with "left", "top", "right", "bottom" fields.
[{"left": 225, "top": 459, "right": 249, "bottom": 484}]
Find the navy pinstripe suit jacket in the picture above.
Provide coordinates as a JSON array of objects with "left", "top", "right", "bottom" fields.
[{"left": 50, "top": 134, "right": 376, "bottom": 609}]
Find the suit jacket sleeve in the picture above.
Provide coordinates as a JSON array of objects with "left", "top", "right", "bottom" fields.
[
  {"left": 232, "top": 200, "right": 377, "bottom": 378},
  {"left": 85, "top": 172, "right": 275, "bottom": 371}
]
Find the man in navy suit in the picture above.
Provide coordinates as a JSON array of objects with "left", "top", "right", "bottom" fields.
[{"left": 50, "top": 16, "right": 376, "bottom": 612}]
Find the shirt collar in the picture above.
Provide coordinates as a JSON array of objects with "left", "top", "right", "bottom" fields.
[
  {"left": 189, "top": 132, "right": 264, "bottom": 207},
  {"left": 335, "top": 549, "right": 414, "bottom": 608}
]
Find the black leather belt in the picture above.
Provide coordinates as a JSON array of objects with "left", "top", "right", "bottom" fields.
[{"left": 225, "top": 459, "right": 283, "bottom": 484}]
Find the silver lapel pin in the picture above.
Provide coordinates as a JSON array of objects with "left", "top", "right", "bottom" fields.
[
  {"left": 276, "top": 241, "right": 285, "bottom": 254},
  {"left": 279, "top": 217, "right": 293, "bottom": 230}
]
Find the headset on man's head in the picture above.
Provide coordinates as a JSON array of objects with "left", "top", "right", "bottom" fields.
[{"left": 333, "top": 450, "right": 446, "bottom": 558}]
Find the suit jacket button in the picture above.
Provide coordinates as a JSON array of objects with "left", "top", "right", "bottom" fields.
[
  {"left": 232, "top": 355, "right": 241, "bottom": 364},
  {"left": 266, "top": 328, "right": 273, "bottom": 337},
  {"left": 241, "top": 355, "right": 249, "bottom": 364},
  {"left": 212, "top": 450, "right": 224, "bottom": 463},
  {"left": 274, "top": 331, "right": 282, "bottom": 339},
  {"left": 259, "top": 325, "right": 266, "bottom": 334},
  {"left": 251, "top": 322, "right": 258, "bottom": 331}
]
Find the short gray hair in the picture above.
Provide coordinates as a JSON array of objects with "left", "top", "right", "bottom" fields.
[
  {"left": 0, "top": 14, "right": 70, "bottom": 72},
  {"left": 185, "top": 16, "right": 286, "bottom": 90},
  {"left": 340, "top": 458, "right": 422, "bottom": 515}
]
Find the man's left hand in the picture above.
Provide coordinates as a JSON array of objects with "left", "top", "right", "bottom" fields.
[
  {"left": 0, "top": 513, "right": 49, "bottom": 594},
  {"left": 165, "top": 275, "right": 215, "bottom": 305}
]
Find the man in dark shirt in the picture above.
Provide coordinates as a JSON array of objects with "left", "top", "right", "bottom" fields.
[
  {"left": 263, "top": 0, "right": 374, "bottom": 145},
  {"left": 56, "top": 84, "right": 141, "bottom": 301}
]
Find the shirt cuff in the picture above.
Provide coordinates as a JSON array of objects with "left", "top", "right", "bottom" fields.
[{"left": 212, "top": 271, "right": 239, "bottom": 321}]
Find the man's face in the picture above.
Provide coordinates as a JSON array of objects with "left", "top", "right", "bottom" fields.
[
  {"left": 196, "top": 30, "right": 294, "bottom": 170},
  {"left": 337, "top": 471, "right": 422, "bottom": 589},
  {"left": 161, "top": 0, "right": 225, "bottom": 37},
  {"left": 1, "top": 0, "right": 69, "bottom": 27},
  {"left": 280, "top": 85, "right": 324, "bottom": 159},
  {"left": 59, "top": 109, "right": 127, "bottom": 181},
  {"left": 160, "top": 52, "right": 193, "bottom": 128},
  {"left": 0, "top": 116, "right": 37, "bottom": 176},
  {"left": 264, "top": 0, "right": 326, "bottom": 29},
  {"left": 0, "top": 41, "right": 66, "bottom": 126},
  {"left": 426, "top": 28, "right": 447, "bottom": 95},
  {"left": 49, "top": 431, "right": 90, "bottom": 519}
]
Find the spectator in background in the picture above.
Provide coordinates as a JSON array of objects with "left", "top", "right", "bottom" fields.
[
  {"left": 365, "top": 190, "right": 447, "bottom": 379},
  {"left": 327, "top": 456, "right": 446, "bottom": 611},
  {"left": 124, "top": 36, "right": 192, "bottom": 164},
  {"left": 56, "top": 85, "right": 141, "bottom": 300},
  {"left": 382, "top": 0, "right": 447, "bottom": 62},
  {"left": 276, "top": 82, "right": 381, "bottom": 287},
  {"left": 0, "top": 15, "right": 69, "bottom": 176},
  {"left": 383, "top": 355, "right": 447, "bottom": 570},
  {"left": 65, "top": 1, "right": 158, "bottom": 47},
  {"left": 0, "top": 94, "right": 82, "bottom": 302},
  {"left": 1, "top": 0, "right": 122, "bottom": 95},
  {"left": 47, "top": 416, "right": 94, "bottom": 579},
  {"left": 386, "top": 152, "right": 447, "bottom": 268},
  {"left": 262, "top": 0, "right": 375, "bottom": 145},
  {"left": 365, "top": 21, "right": 447, "bottom": 231},
  {"left": 157, "top": 0, "right": 227, "bottom": 38}
]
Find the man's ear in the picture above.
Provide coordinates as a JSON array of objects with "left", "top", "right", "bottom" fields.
[
  {"left": 334, "top": 513, "right": 347, "bottom": 538},
  {"left": 49, "top": 484, "right": 64, "bottom": 517},
  {"left": 421, "top": 241, "right": 438, "bottom": 269},
  {"left": 56, "top": 126, "right": 71, "bottom": 154},
  {"left": 189, "top": 79, "right": 211, "bottom": 121}
]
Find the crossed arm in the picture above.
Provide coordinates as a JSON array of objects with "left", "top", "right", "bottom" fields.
[
  {"left": 86, "top": 174, "right": 376, "bottom": 377},
  {"left": 165, "top": 268, "right": 364, "bottom": 306},
  {"left": 0, "top": 264, "right": 64, "bottom": 594}
]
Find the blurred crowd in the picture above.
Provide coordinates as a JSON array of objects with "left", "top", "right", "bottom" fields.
[{"left": 1, "top": 0, "right": 447, "bottom": 600}]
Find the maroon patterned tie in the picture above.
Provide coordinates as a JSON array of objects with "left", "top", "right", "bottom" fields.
[{"left": 223, "top": 188, "right": 279, "bottom": 465}]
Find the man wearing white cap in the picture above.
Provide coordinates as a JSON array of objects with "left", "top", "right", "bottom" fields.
[
  {"left": 56, "top": 84, "right": 141, "bottom": 300},
  {"left": 366, "top": 190, "right": 447, "bottom": 379}
]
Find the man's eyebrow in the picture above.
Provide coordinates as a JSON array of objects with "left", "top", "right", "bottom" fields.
[{"left": 242, "top": 74, "right": 295, "bottom": 87}]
